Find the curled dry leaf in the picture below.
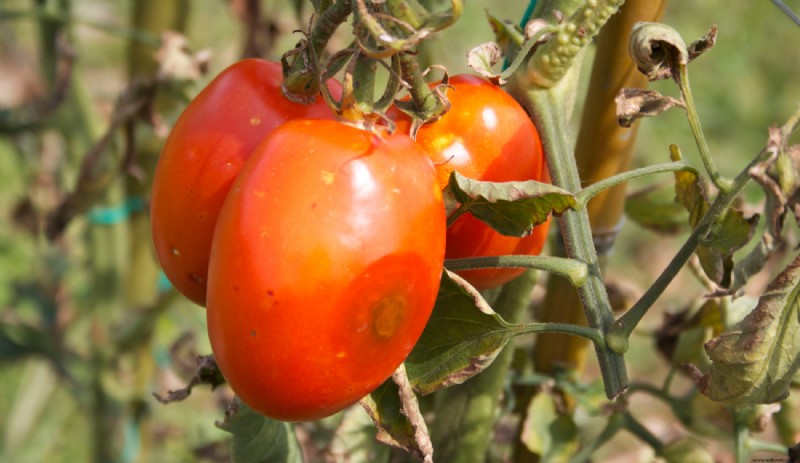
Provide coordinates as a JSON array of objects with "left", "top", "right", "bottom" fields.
[
  {"left": 360, "top": 365, "right": 433, "bottom": 463},
  {"left": 628, "top": 22, "right": 718, "bottom": 82},
  {"left": 615, "top": 88, "right": 685, "bottom": 128},
  {"left": 153, "top": 355, "right": 225, "bottom": 404},
  {"left": 155, "top": 31, "right": 211, "bottom": 82},
  {"left": 466, "top": 42, "right": 505, "bottom": 85},
  {"left": 688, "top": 254, "right": 800, "bottom": 407}
]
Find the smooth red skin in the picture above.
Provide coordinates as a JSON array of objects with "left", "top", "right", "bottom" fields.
[
  {"left": 206, "top": 119, "right": 446, "bottom": 421},
  {"left": 150, "top": 59, "right": 340, "bottom": 306},
  {"left": 391, "top": 75, "right": 550, "bottom": 290}
]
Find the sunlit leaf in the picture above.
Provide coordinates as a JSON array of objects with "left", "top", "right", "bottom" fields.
[
  {"left": 520, "top": 391, "right": 579, "bottom": 462},
  {"left": 216, "top": 399, "right": 303, "bottom": 463},
  {"left": 405, "top": 270, "right": 517, "bottom": 395},
  {"left": 689, "top": 255, "right": 800, "bottom": 406},
  {"left": 446, "top": 171, "right": 575, "bottom": 237},
  {"left": 330, "top": 406, "right": 393, "bottom": 463}
]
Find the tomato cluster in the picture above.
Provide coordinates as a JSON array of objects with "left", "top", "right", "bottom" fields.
[{"left": 150, "top": 60, "right": 547, "bottom": 421}]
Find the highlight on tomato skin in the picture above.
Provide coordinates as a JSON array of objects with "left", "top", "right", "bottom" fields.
[
  {"left": 149, "top": 59, "right": 341, "bottom": 307},
  {"left": 390, "top": 74, "right": 551, "bottom": 290},
  {"left": 205, "top": 119, "right": 446, "bottom": 422}
]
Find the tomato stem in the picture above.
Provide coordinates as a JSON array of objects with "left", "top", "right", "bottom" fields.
[
  {"left": 445, "top": 255, "right": 588, "bottom": 288},
  {"left": 606, "top": 144, "right": 771, "bottom": 353},
  {"left": 509, "top": 77, "right": 629, "bottom": 399},
  {"left": 676, "top": 63, "right": 734, "bottom": 193},
  {"left": 575, "top": 160, "right": 693, "bottom": 208},
  {"left": 281, "top": 0, "right": 352, "bottom": 101}
]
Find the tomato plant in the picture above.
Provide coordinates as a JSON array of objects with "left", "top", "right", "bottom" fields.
[
  {"left": 205, "top": 119, "right": 446, "bottom": 421},
  {"left": 150, "top": 59, "right": 339, "bottom": 306},
  {"left": 391, "top": 75, "right": 550, "bottom": 289}
]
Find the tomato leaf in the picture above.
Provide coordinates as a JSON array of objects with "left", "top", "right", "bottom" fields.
[
  {"left": 360, "top": 365, "right": 433, "bottom": 463},
  {"left": 330, "top": 407, "right": 393, "bottom": 462},
  {"left": 216, "top": 398, "right": 303, "bottom": 463},
  {"left": 152, "top": 354, "right": 225, "bottom": 404},
  {"left": 520, "top": 390, "right": 579, "bottom": 461},
  {"left": 466, "top": 42, "right": 504, "bottom": 84},
  {"left": 624, "top": 183, "right": 687, "bottom": 234},
  {"left": 446, "top": 171, "right": 575, "bottom": 237},
  {"left": 674, "top": 164, "right": 758, "bottom": 288},
  {"left": 687, "top": 255, "right": 800, "bottom": 406},
  {"left": 405, "top": 270, "right": 517, "bottom": 395},
  {"left": 615, "top": 88, "right": 685, "bottom": 128}
]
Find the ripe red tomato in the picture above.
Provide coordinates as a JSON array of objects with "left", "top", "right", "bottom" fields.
[
  {"left": 150, "top": 59, "right": 340, "bottom": 306},
  {"left": 391, "top": 75, "right": 550, "bottom": 290},
  {"left": 206, "top": 119, "right": 446, "bottom": 421}
]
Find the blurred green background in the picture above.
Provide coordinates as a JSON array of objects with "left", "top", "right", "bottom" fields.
[{"left": 1, "top": 1, "right": 798, "bottom": 462}]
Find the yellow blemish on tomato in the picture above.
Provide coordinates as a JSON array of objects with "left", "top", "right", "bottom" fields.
[
  {"left": 321, "top": 170, "right": 335, "bottom": 185},
  {"left": 372, "top": 292, "right": 407, "bottom": 339},
  {"left": 250, "top": 116, "right": 262, "bottom": 126},
  {"left": 429, "top": 133, "right": 456, "bottom": 152},
  {"left": 254, "top": 189, "right": 266, "bottom": 199},
  {"left": 336, "top": 351, "right": 346, "bottom": 359}
]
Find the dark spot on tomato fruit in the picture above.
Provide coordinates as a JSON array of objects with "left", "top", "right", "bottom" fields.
[
  {"left": 188, "top": 273, "right": 204, "bottom": 284},
  {"left": 371, "top": 292, "right": 407, "bottom": 339},
  {"left": 251, "top": 329, "right": 257, "bottom": 337}
]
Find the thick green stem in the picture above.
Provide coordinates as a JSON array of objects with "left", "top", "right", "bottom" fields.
[
  {"left": 509, "top": 78, "right": 628, "bottom": 399},
  {"left": 445, "top": 255, "right": 587, "bottom": 287},
  {"left": 430, "top": 271, "right": 537, "bottom": 463}
]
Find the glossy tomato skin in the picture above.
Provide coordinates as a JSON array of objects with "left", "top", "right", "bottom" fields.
[
  {"left": 150, "top": 59, "right": 340, "bottom": 306},
  {"left": 206, "top": 119, "right": 446, "bottom": 421},
  {"left": 391, "top": 74, "right": 550, "bottom": 290}
]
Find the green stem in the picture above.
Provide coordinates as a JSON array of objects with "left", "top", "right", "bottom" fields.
[
  {"left": 397, "top": 51, "right": 447, "bottom": 119},
  {"left": 445, "top": 255, "right": 587, "bottom": 287},
  {"left": 510, "top": 80, "right": 628, "bottom": 399},
  {"left": 568, "top": 414, "right": 625, "bottom": 463},
  {"left": 513, "top": 322, "right": 605, "bottom": 345},
  {"left": 677, "top": 64, "right": 733, "bottom": 193},
  {"left": 624, "top": 412, "right": 664, "bottom": 453},
  {"left": 607, "top": 146, "right": 772, "bottom": 352},
  {"left": 1, "top": 5, "right": 161, "bottom": 47},
  {"left": 430, "top": 272, "right": 537, "bottom": 463},
  {"left": 733, "top": 408, "right": 752, "bottom": 463},
  {"left": 750, "top": 439, "right": 790, "bottom": 455},
  {"left": 575, "top": 161, "right": 692, "bottom": 207}
]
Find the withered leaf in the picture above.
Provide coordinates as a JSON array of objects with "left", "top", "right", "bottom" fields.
[
  {"left": 615, "top": 88, "right": 685, "bottom": 128},
  {"left": 689, "top": 255, "right": 800, "bottom": 406},
  {"left": 360, "top": 365, "right": 433, "bottom": 463}
]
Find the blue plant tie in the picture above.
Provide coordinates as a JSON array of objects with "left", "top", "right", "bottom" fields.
[{"left": 86, "top": 196, "right": 147, "bottom": 225}]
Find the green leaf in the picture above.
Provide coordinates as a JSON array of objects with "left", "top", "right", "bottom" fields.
[
  {"left": 330, "top": 406, "right": 393, "bottom": 463},
  {"left": 405, "top": 270, "right": 517, "bottom": 395},
  {"left": 674, "top": 165, "right": 758, "bottom": 287},
  {"left": 520, "top": 391, "right": 579, "bottom": 462},
  {"left": 660, "top": 437, "right": 715, "bottom": 463},
  {"left": 446, "top": 171, "right": 576, "bottom": 237},
  {"left": 360, "top": 366, "right": 433, "bottom": 462},
  {"left": 689, "top": 255, "right": 800, "bottom": 406},
  {"left": 216, "top": 398, "right": 303, "bottom": 463},
  {"left": 624, "top": 184, "right": 687, "bottom": 234}
]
